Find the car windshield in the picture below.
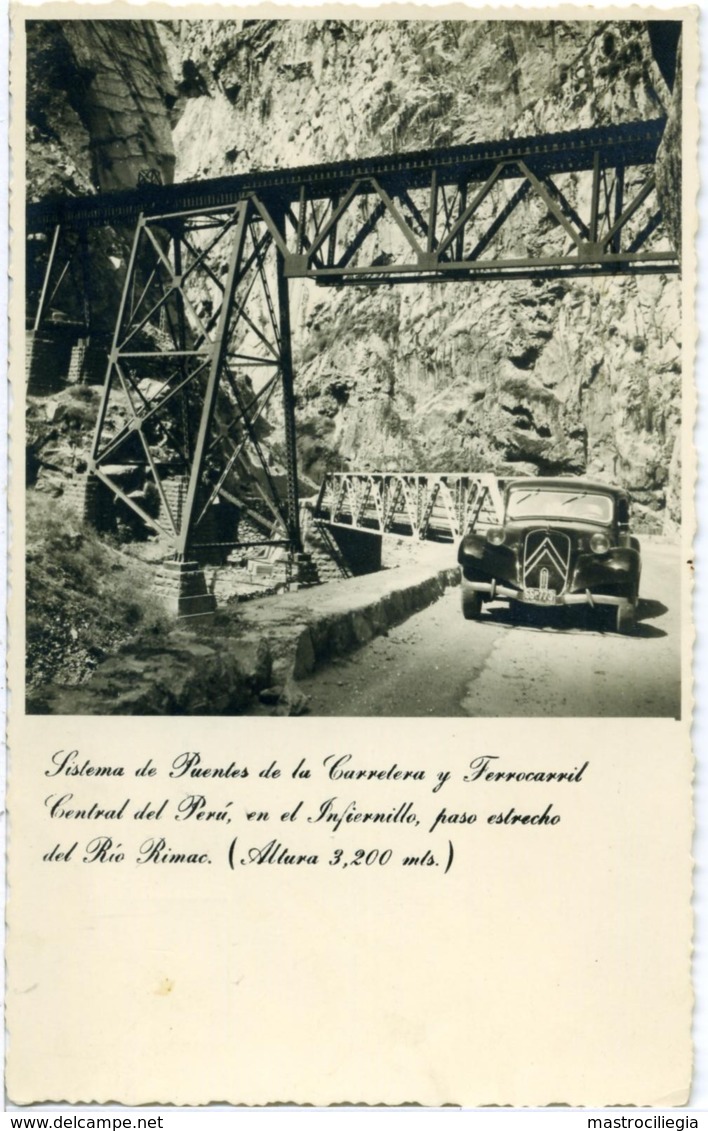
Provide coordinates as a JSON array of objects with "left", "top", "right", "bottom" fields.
[{"left": 506, "top": 488, "right": 614, "bottom": 524}]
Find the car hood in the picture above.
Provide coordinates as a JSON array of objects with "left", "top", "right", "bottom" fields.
[{"left": 501, "top": 518, "right": 612, "bottom": 540}]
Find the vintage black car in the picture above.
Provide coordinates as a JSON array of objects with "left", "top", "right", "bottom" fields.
[{"left": 457, "top": 477, "right": 641, "bottom": 633}]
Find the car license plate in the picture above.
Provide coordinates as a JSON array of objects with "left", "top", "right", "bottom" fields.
[{"left": 523, "top": 588, "right": 557, "bottom": 604}]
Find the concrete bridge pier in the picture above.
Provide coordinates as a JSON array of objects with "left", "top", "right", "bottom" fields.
[
  {"left": 301, "top": 502, "right": 384, "bottom": 583},
  {"left": 327, "top": 526, "right": 382, "bottom": 575},
  {"left": 153, "top": 560, "right": 217, "bottom": 619}
]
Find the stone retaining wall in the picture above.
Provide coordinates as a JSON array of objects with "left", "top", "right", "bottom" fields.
[
  {"left": 67, "top": 339, "right": 109, "bottom": 385},
  {"left": 60, "top": 472, "right": 115, "bottom": 528},
  {"left": 26, "top": 328, "right": 75, "bottom": 396},
  {"left": 34, "top": 557, "right": 459, "bottom": 715}
]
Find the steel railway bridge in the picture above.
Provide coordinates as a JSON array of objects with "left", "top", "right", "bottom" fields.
[{"left": 26, "top": 118, "right": 678, "bottom": 589}]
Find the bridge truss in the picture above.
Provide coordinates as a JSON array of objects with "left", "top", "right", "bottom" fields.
[
  {"left": 314, "top": 473, "right": 504, "bottom": 542},
  {"left": 26, "top": 119, "right": 678, "bottom": 562}
]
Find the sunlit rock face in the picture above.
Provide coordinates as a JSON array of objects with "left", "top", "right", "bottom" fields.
[
  {"left": 160, "top": 20, "right": 667, "bottom": 176},
  {"left": 157, "top": 18, "right": 680, "bottom": 528},
  {"left": 655, "top": 38, "right": 682, "bottom": 256},
  {"left": 27, "top": 18, "right": 682, "bottom": 529}
]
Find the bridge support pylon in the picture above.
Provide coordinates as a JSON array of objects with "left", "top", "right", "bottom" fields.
[{"left": 77, "top": 197, "right": 305, "bottom": 612}]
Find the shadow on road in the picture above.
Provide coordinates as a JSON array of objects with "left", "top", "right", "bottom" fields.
[
  {"left": 632, "top": 598, "right": 670, "bottom": 639},
  {"left": 636, "top": 597, "right": 669, "bottom": 622},
  {"left": 474, "top": 597, "right": 669, "bottom": 638}
]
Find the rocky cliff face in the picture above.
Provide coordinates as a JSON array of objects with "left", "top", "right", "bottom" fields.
[
  {"left": 26, "top": 18, "right": 682, "bottom": 529},
  {"left": 655, "top": 36, "right": 682, "bottom": 254},
  {"left": 157, "top": 17, "right": 681, "bottom": 529},
  {"left": 26, "top": 21, "right": 178, "bottom": 338},
  {"left": 26, "top": 19, "right": 176, "bottom": 198},
  {"left": 160, "top": 20, "right": 666, "bottom": 175}
]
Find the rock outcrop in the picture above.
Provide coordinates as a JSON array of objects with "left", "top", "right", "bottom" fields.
[
  {"left": 27, "top": 19, "right": 176, "bottom": 197},
  {"left": 158, "top": 18, "right": 681, "bottom": 529},
  {"left": 26, "top": 21, "right": 179, "bottom": 336},
  {"left": 655, "top": 36, "right": 682, "bottom": 255}
]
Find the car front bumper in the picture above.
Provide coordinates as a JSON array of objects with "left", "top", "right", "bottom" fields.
[{"left": 463, "top": 579, "right": 631, "bottom": 608}]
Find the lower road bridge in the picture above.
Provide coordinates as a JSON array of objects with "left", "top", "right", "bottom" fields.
[{"left": 313, "top": 472, "right": 503, "bottom": 542}]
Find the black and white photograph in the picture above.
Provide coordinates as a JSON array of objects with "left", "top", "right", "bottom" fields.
[
  {"left": 5, "top": 2, "right": 696, "bottom": 1112},
  {"left": 23, "top": 14, "right": 686, "bottom": 718},
  {"left": 6, "top": 4, "right": 698, "bottom": 1111}
]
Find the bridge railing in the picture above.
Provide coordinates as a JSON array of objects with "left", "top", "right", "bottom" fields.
[{"left": 313, "top": 472, "right": 504, "bottom": 542}]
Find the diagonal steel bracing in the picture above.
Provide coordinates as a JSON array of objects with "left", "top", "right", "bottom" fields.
[{"left": 314, "top": 473, "right": 506, "bottom": 542}]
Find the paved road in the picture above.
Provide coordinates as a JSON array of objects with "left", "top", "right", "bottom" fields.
[{"left": 297, "top": 541, "right": 683, "bottom": 717}]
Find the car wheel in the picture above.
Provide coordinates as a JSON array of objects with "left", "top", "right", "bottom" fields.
[
  {"left": 461, "top": 588, "right": 483, "bottom": 620},
  {"left": 615, "top": 601, "right": 637, "bottom": 635}
]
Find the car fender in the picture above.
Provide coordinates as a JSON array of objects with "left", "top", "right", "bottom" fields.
[
  {"left": 571, "top": 546, "right": 641, "bottom": 592},
  {"left": 604, "top": 545, "right": 641, "bottom": 572},
  {"left": 457, "top": 532, "right": 487, "bottom": 564},
  {"left": 458, "top": 536, "right": 519, "bottom": 586}
]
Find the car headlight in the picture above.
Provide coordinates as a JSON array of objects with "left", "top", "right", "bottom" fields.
[
  {"left": 590, "top": 532, "right": 611, "bottom": 555},
  {"left": 486, "top": 526, "right": 506, "bottom": 546}
]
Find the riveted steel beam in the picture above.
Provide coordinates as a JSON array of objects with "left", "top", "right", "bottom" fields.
[
  {"left": 81, "top": 198, "right": 304, "bottom": 563},
  {"left": 28, "top": 119, "right": 669, "bottom": 234},
  {"left": 175, "top": 200, "right": 248, "bottom": 559}
]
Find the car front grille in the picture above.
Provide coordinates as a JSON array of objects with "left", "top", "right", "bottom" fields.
[{"left": 522, "top": 530, "right": 571, "bottom": 592}]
